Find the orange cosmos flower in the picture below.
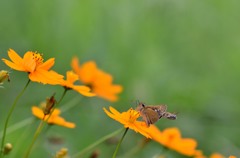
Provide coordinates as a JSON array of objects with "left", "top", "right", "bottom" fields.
[
  {"left": 71, "top": 57, "right": 122, "bottom": 102},
  {"left": 148, "top": 126, "right": 198, "bottom": 157},
  {"left": 229, "top": 156, "right": 236, "bottom": 158},
  {"left": 61, "top": 71, "right": 96, "bottom": 97},
  {"left": 32, "top": 106, "right": 75, "bottom": 128},
  {"left": 103, "top": 106, "right": 152, "bottom": 138},
  {"left": 2, "top": 49, "right": 64, "bottom": 85}
]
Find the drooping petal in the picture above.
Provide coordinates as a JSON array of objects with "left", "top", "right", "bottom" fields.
[
  {"left": 50, "top": 116, "right": 76, "bottom": 128},
  {"left": 29, "top": 69, "right": 64, "bottom": 85},
  {"left": 72, "top": 85, "right": 96, "bottom": 97}
]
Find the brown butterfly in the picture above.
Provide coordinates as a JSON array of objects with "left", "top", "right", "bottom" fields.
[{"left": 136, "top": 102, "right": 177, "bottom": 127}]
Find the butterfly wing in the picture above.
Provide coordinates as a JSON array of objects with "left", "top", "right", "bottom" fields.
[
  {"left": 147, "top": 105, "right": 167, "bottom": 119},
  {"left": 142, "top": 107, "right": 159, "bottom": 126}
]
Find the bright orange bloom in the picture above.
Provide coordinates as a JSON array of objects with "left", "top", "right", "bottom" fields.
[
  {"left": 148, "top": 126, "right": 198, "bottom": 157},
  {"left": 61, "top": 71, "right": 96, "bottom": 97},
  {"left": 2, "top": 49, "right": 64, "bottom": 85},
  {"left": 229, "top": 156, "right": 237, "bottom": 158},
  {"left": 32, "top": 106, "right": 75, "bottom": 128},
  {"left": 71, "top": 57, "right": 122, "bottom": 102},
  {"left": 103, "top": 106, "right": 152, "bottom": 138}
]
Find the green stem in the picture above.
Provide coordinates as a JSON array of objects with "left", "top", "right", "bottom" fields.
[
  {"left": 112, "top": 128, "right": 129, "bottom": 158},
  {"left": 24, "top": 88, "right": 68, "bottom": 158},
  {"left": 0, "top": 79, "right": 30, "bottom": 157},
  {"left": 72, "top": 128, "right": 124, "bottom": 158}
]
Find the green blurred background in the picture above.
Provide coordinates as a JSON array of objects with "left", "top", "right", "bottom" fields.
[{"left": 1, "top": 0, "right": 240, "bottom": 157}]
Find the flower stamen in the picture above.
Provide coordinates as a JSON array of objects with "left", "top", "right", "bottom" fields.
[{"left": 32, "top": 52, "right": 43, "bottom": 66}]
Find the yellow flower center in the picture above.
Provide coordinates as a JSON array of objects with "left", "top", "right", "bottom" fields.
[
  {"left": 128, "top": 109, "right": 140, "bottom": 123},
  {"left": 32, "top": 52, "right": 43, "bottom": 65}
]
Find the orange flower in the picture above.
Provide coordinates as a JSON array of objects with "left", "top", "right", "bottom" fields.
[
  {"left": 32, "top": 106, "right": 75, "bottom": 128},
  {"left": 103, "top": 106, "right": 152, "bottom": 138},
  {"left": 148, "top": 126, "right": 198, "bottom": 157},
  {"left": 2, "top": 49, "right": 64, "bottom": 85},
  {"left": 61, "top": 71, "right": 96, "bottom": 97},
  {"left": 71, "top": 57, "right": 122, "bottom": 102},
  {"left": 229, "top": 156, "right": 236, "bottom": 158}
]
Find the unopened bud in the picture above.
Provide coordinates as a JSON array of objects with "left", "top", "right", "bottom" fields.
[
  {"left": 0, "top": 70, "right": 10, "bottom": 84},
  {"left": 55, "top": 148, "right": 69, "bottom": 158},
  {"left": 3, "top": 143, "right": 12, "bottom": 155},
  {"left": 44, "top": 93, "right": 56, "bottom": 115}
]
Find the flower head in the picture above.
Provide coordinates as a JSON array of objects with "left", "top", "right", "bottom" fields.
[
  {"left": 71, "top": 57, "right": 122, "bottom": 102},
  {"left": 61, "top": 71, "right": 95, "bottom": 97},
  {"left": 32, "top": 106, "right": 75, "bottom": 128},
  {"left": 103, "top": 106, "right": 152, "bottom": 138},
  {"left": 148, "top": 126, "right": 198, "bottom": 157},
  {"left": 2, "top": 49, "right": 64, "bottom": 85}
]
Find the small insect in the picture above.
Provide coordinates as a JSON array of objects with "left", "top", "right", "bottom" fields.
[{"left": 136, "top": 102, "right": 177, "bottom": 127}]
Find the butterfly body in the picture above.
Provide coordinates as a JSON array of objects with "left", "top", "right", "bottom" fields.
[{"left": 136, "top": 102, "right": 176, "bottom": 126}]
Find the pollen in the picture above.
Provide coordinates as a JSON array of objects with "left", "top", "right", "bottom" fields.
[
  {"left": 32, "top": 52, "right": 43, "bottom": 65},
  {"left": 128, "top": 109, "right": 140, "bottom": 123}
]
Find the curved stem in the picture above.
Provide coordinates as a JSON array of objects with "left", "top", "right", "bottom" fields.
[
  {"left": 72, "top": 128, "right": 124, "bottom": 158},
  {"left": 112, "top": 128, "right": 129, "bottom": 158},
  {"left": 0, "top": 79, "right": 30, "bottom": 157},
  {"left": 24, "top": 88, "right": 68, "bottom": 158}
]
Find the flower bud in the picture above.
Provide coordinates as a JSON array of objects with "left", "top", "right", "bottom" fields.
[
  {"left": 44, "top": 93, "right": 56, "bottom": 115},
  {"left": 0, "top": 70, "right": 10, "bottom": 83},
  {"left": 3, "top": 143, "right": 12, "bottom": 155},
  {"left": 55, "top": 148, "right": 69, "bottom": 158}
]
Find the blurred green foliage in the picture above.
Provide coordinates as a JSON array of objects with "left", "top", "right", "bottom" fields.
[{"left": 1, "top": 0, "right": 240, "bottom": 157}]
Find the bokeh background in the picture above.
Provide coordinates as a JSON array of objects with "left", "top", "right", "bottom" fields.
[{"left": 1, "top": 0, "right": 240, "bottom": 157}]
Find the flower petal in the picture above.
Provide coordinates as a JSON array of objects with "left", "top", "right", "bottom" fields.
[
  {"left": 22, "top": 51, "right": 37, "bottom": 72},
  {"left": 72, "top": 85, "right": 96, "bottom": 97},
  {"left": 2, "top": 59, "right": 26, "bottom": 71},
  {"left": 32, "top": 106, "right": 45, "bottom": 119},
  {"left": 51, "top": 116, "right": 76, "bottom": 128},
  {"left": 29, "top": 69, "right": 64, "bottom": 85},
  {"left": 38, "top": 58, "right": 55, "bottom": 70},
  {"left": 8, "top": 49, "right": 24, "bottom": 66}
]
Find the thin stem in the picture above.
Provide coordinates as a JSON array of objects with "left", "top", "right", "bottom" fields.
[
  {"left": 0, "top": 79, "right": 30, "bottom": 157},
  {"left": 24, "top": 88, "right": 68, "bottom": 158},
  {"left": 72, "top": 128, "right": 124, "bottom": 158},
  {"left": 112, "top": 128, "right": 129, "bottom": 158}
]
